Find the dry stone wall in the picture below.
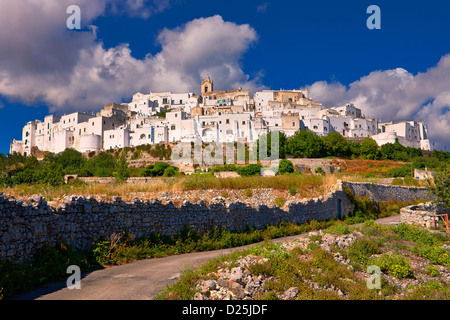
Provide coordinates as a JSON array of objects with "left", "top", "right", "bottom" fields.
[
  {"left": 343, "top": 181, "right": 431, "bottom": 202},
  {"left": 0, "top": 181, "right": 431, "bottom": 263}
]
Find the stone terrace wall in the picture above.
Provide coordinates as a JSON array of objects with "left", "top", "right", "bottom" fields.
[
  {"left": 0, "top": 184, "right": 352, "bottom": 263},
  {"left": 0, "top": 181, "right": 432, "bottom": 263},
  {"left": 344, "top": 182, "right": 431, "bottom": 203}
]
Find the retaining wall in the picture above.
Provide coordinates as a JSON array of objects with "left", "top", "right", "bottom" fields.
[{"left": 0, "top": 181, "right": 432, "bottom": 263}]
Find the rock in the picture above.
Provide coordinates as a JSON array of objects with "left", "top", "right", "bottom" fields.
[
  {"left": 194, "top": 292, "right": 207, "bottom": 300},
  {"left": 203, "top": 280, "right": 217, "bottom": 291},
  {"left": 281, "top": 287, "right": 299, "bottom": 300},
  {"left": 229, "top": 281, "right": 245, "bottom": 299}
]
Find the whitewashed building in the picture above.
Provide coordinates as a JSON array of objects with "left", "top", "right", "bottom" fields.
[{"left": 11, "top": 75, "right": 433, "bottom": 155}]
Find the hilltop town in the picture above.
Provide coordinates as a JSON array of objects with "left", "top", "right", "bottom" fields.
[{"left": 10, "top": 75, "right": 431, "bottom": 157}]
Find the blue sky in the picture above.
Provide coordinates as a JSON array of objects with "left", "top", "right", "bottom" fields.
[{"left": 1, "top": 0, "right": 450, "bottom": 154}]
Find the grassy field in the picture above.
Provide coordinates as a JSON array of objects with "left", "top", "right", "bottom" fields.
[{"left": 0, "top": 173, "right": 338, "bottom": 201}]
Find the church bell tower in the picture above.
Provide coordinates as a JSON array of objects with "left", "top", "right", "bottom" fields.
[{"left": 201, "top": 74, "right": 213, "bottom": 95}]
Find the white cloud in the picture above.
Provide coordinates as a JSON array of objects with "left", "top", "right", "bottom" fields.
[
  {"left": 0, "top": 2, "right": 263, "bottom": 113},
  {"left": 307, "top": 55, "right": 450, "bottom": 150}
]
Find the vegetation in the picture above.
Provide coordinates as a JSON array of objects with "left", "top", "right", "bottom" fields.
[
  {"left": 428, "top": 168, "right": 450, "bottom": 209},
  {"left": 157, "top": 221, "right": 450, "bottom": 300}
]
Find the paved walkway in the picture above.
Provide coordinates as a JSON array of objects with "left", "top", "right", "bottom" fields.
[{"left": 10, "top": 215, "right": 401, "bottom": 300}]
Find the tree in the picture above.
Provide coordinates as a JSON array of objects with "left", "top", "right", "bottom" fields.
[
  {"left": 84, "top": 152, "right": 116, "bottom": 177},
  {"left": 141, "top": 162, "right": 172, "bottom": 177},
  {"left": 54, "top": 148, "right": 86, "bottom": 173},
  {"left": 321, "top": 131, "right": 350, "bottom": 157},
  {"left": 257, "top": 131, "right": 287, "bottom": 160},
  {"left": 429, "top": 168, "right": 450, "bottom": 210},
  {"left": 113, "top": 151, "right": 130, "bottom": 182},
  {"left": 360, "top": 137, "right": 380, "bottom": 160},
  {"left": 286, "top": 129, "right": 326, "bottom": 158}
]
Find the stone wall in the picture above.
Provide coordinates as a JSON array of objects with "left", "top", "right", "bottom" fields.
[
  {"left": 400, "top": 204, "right": 438, "bottom": 229},
  {"left": 343, "top": 181, "right": 431, "bottom": 203},
  {"left": 0, "top": 181, "right": 432, "bottom": 263}
]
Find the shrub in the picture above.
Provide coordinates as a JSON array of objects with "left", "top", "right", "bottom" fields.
[
  {"left": 423, "top": 265, "right": 441, "bottom": 277},
  {"left": 288, "top": 184, "right": 297, "bottom": 196},
  {"left": 243, "top": 189, "right": 253, "bottom": 197},
  {"left": 274, "top": 197, "right": 286, "bottom": 207},
  {"left": 314, "top": 167, "right": 325, "bottom": 175},
  {"left": 237, "top": 163, "right": 262, "bottom": 177},
  {"left": 346, "top": 238, "right": 382, "bottom": 265},
  {"left": 278, "top": 159, "right": 294, "bottom": 175},
  {"left": 392, "top": 177, "right": 404, "bottom": 186},
  {"left": 371, "top": 254, "right": 414, "bottom": 279},
  {"left": 163, "top": 166, "right": 177, "bottom": 177}
]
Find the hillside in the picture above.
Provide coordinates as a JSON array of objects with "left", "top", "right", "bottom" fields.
[{"left": 158, "top": 221, "right": 450, "bottom": 300}]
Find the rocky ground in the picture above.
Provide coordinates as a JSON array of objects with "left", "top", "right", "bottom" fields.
[{"left": 192, "top": 229, "right": 450, "bottom": 300}]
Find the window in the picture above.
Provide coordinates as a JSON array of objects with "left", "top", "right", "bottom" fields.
[
  {"left": 171, "top": 125, "right": 176, "bottom": 130},
  {"left": 313, "top": 125, "right": 318, "bottom": 130},
  {"left": 242, "top": 121, "right": 246, "bottom": 125},
  {"left": 292, "top": 122, "right": 295, "bottom": 127}
]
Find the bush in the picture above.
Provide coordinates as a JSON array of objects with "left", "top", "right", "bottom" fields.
[
  {"left": 390, "top": 165, "right": 412, "bottom": 178},
  {"left": 347, "top": 238, "right": 382, "bottom": 265},
  {"left": 278, "top": 159, "right": 294, "bottom": 175},
  {"left": 315, "top": 167, "right": 325, "bottom": 175},
  {"left": 371, "top": 254, "right": 414, "bottom": 279},
  {"left": 288, "top": 184, "right": 297, "bottom": 196},
  {"left": 163, "top": 166, "right": 177, "bottom": 177},
  {"left": 237, "top": 163, "right": 262, "bottom": 177},
  {"left": 274, "top": 197, "right": 286, "bottom": 207},
  {"left": 423, "top": 265, "right": 441, "bottom": 277},
  {"left": 391, "top": 177, "right": 403, "bottom": 185},
  {"left": 141, "top": 162, "right": 172, "bottom": 177}
]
